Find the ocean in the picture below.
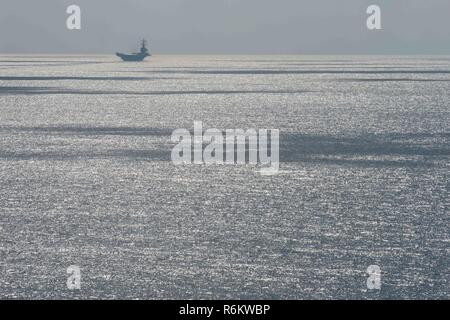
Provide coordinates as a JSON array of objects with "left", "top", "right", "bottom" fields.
[{"left": 0, "top": 55, "right": 449, "bottom": 299}]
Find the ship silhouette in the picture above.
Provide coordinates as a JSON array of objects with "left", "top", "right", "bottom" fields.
[{"left": 116, "top": 39, "right": 151, "bottom": 61}]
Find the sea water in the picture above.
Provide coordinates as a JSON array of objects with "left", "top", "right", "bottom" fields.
[{"left": 0, "top": 55, "right": 449, "bottom": 299}]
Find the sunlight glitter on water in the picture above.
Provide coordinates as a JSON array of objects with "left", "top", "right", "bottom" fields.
[{"left": 0, "top": 55, "right": 449, "bottom": 299}]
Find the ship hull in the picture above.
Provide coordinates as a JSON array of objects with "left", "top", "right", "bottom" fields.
[{"left": 116, "top": 53, "right": 150, "bottom": 62}]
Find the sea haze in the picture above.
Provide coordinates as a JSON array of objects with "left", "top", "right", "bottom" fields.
[{"left": 0, "top": 55, "right": 449, "bottom": 299}]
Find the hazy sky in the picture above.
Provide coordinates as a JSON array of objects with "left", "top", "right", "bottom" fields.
[{"left": 1, "top": 0, "right": 449, "bottom": 54}]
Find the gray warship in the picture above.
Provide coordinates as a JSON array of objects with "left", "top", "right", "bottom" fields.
[{"left": 116, "top": 39, "right": 151, "bottom": 61}]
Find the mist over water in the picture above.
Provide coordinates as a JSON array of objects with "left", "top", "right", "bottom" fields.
[{"left": 0, "top": 55, "right": 449, "bottom": 299}]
